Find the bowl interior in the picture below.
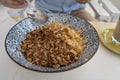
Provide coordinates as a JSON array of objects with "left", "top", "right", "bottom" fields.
[{"left": 5, "top": 13, "right": 99, "bottom": 72}]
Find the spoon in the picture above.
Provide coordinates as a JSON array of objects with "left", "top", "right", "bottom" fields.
[{"left": 25, "top": 0, "right": 48, "bottom": 23}]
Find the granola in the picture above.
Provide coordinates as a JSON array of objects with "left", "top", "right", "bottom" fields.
[{"left": 21, "top": 22, "right": 87, "bottom": 68}]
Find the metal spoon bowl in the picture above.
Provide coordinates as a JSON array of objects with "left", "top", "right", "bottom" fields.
[{"left": 24, "top": 0, "right": 48, "bottom": 24}]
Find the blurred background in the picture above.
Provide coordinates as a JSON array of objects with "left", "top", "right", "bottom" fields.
[
  {"left": 110, "top": 0, "right": 120, "bottom": 10},
  {"left": 0, "top": 0, "right": 120, "bottom": 23}
]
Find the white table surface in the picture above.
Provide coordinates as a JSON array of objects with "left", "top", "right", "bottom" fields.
[{"left": 0, "top": 5, "right": 120, "bottom": 80}]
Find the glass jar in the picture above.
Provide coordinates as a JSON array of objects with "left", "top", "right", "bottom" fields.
[
  {"left": 112, "top": 16, "right": 120, "bottom": 45},
  {"left": 0, "top": 0, "right": 28, "bottom": 21}
]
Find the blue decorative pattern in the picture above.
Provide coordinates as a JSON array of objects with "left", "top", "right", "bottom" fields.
[{"left": 5, "top": 13, "right": 99, "bottom": 72}]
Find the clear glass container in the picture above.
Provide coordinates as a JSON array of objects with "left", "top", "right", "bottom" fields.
[
  {"left": 112, "top": 17, "right": 120, "bottom": 45},
  {"left": 7, "top": 7, "right": 27, "bottom": 21},
  {"left": 0, "top": 0, "right": 28, "bottom": 21}
]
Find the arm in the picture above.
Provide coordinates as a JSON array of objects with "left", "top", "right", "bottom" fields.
[
  {"left": 76, "top": 0, "right": 91, "bottom": 4},
  {"left": 0, "top": 0, "right": 27, "bottom": 8}
]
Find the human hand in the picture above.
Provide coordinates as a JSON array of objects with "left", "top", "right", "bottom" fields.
[
  {"left": 0, "top": 0, "right": 27, "bottom": 8},
  {"left": 76, "top": 0, "right": 91, "bottom": 4}
]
